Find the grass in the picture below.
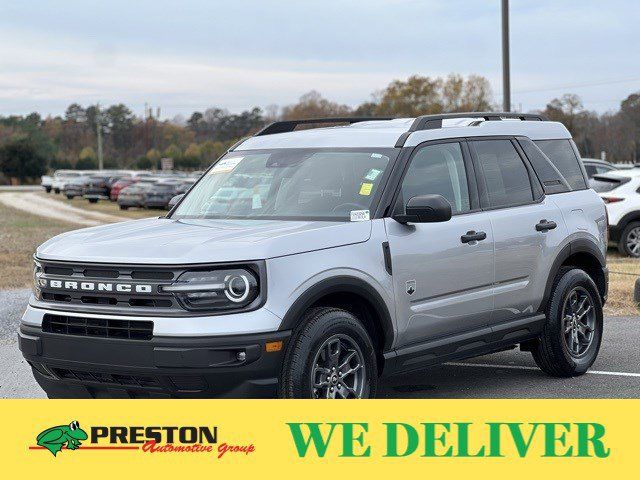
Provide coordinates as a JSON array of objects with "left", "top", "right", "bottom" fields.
[
  {"left": 1, "top": 197, "right": 639, "bottom": 315},
  {"left": 39, "top": 192, "right": 155, "bottom": 220},
  {"left": 0, "top": 202, "right": 73, "bottom": 289},
  {"left": 603, "top": 252, "right": 640, "bottom": 316}
]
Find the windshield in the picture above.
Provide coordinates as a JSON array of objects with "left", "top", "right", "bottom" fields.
[{"left": 172, "top": 148, "right": 396, "bottom": 221}]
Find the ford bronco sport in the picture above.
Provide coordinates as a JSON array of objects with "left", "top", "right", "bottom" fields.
[{"left": 20, "top": 113, "right": 608, "bottom": 399}]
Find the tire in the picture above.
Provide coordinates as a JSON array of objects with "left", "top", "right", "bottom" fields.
[
  {"left": 66, "top": 194, "right": 73, "bottom": 200},
  {"left": 279, "top": 307, "right": 378, "bottom": 399},
  {"left": 532, "top": 268, "right": 603, "bottom": 377},
  {"left": 618, "top": 222, "right": 640, "bottom": 257},
  {"left": 119, "top": 205, "right": 128, "bottom": 210},
  {"left": 45, "top": 187, "right": 51, "bottom": 193},
  {"left": 88, "top": 198, "right": 98, "bottom": 203},
  {"left": 54, "top": 189, "right": 60, "bottom": 194}
]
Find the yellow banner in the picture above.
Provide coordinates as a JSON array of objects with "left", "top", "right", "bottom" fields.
[{"left": 0, "top": 400, "right": 637, "bottom": 478}]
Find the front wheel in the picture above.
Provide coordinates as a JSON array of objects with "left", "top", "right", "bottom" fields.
[
  {"left": 532, "top": 268, "right": 603, "bottom": 377},
  {"left": 279, "top": 307, "right": 378, "bottom": 398}
]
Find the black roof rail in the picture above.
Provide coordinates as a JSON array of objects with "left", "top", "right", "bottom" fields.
[
  {"left": 254, "top": 117, "right": 396, "bottom": 136},
  {"left": 394, "top": 112, "right": 548, "bottom": 147}
]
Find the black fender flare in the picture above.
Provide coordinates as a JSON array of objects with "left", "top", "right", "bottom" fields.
[
  {"left": 279, "top": 276, "right": 395, "bottom": 351},
  {"left": 540, "top": 238, "right": 606, "bottom": 312}
]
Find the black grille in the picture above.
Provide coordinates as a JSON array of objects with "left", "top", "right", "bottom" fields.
[
  {"left": 36, "top": 260, "right": 183, "bottom": 315},
  {"left": 42, "top": 314, "right": 153, "bottom": 340},
  {"left": 51, "top": 367, "right": 159, "bottom": 388}
]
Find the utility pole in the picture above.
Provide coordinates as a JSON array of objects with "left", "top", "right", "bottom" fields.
[
  {"left": 501, "top": 0, "right": 511, "bottom": 112},
  {"left": 96, "top": 103, "right": 104, "bottom": 170}
]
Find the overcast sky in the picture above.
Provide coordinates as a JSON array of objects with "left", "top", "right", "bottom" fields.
[{"left": 0, "top": 0, "right": 638, "bottom": 119}]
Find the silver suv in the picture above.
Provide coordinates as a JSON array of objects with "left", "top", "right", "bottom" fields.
[{"left": 20, "top": 113, "right": 608, "bottom": 399}]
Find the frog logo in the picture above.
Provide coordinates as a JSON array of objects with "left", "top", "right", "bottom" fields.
[{"left": 36, "top": 420, "right": 88, "bottom": 456}]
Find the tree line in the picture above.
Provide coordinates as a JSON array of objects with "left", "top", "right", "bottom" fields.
[{"left": 1, "top": 73, "right": 639, "bottom": 183}]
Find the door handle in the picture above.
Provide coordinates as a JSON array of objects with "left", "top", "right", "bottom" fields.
[
  {"left": 461, "top": 230, "right": 487, "bottom": 244},
  {"left": 535, "top": 219, "right": 557, "bottom": 232}
]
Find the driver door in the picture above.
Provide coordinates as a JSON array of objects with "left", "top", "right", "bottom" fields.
[{"left": 384, "top": 141, "right": 495, "bottom": 348}]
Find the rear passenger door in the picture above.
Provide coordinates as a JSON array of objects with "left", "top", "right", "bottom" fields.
[{"left": 469, "top": 138, "right": 566, "bottom": 326}]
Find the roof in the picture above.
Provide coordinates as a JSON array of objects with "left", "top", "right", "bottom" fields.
[{"left": 235, "top": 115, "right": 572, "bottom": 150}]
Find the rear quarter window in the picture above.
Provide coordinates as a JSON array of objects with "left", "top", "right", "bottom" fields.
[{"left": 534, "top": 139, "right": 587, "bottom": 190}]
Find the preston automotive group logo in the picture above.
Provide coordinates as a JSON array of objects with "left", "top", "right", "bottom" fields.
[
  {"left": 35, "top": 421, "right": 88, "bottom": 456},
  {"left": 30, "top": 420, "right": 254, "bottom": 459}
]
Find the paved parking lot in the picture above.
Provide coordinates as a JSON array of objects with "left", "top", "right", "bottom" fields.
[{"left": 1, "top": 289, "right": 638, "bottom": 398}]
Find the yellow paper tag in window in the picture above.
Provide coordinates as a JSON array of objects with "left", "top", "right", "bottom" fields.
[{"left": 359, "top": 183, "right": 373, "bottom": 195}]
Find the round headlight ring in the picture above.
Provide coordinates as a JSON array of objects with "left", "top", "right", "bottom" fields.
[{"left": 224, "top": 274, "right": 250, "bottom": 303}]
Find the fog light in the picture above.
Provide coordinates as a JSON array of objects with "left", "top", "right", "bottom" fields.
[{"left": 236, "top": 351, "right": 246, "bottom": 362}]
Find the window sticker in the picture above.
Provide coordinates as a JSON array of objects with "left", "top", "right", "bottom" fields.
[
  {"left": 371, "top": 153, "right": 384, "bottom": 158},
  {"left": 364, "top": 168, "right": 382, "bottom": 181},
  {"left": 359, "top": 182, "right": 373, "bottom": 196},
  {"left": 350, "top": 210, "right": 370, "bottom": 222},
  {"left": 209, "top": 157, "right": 243, "bottom": 175}
]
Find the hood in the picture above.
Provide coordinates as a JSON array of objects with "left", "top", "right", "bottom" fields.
[{"left": 36, "top": 217, "right": 372, "bottom": 264}]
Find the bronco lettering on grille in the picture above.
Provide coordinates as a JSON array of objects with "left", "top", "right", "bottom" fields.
[{"left": 48, "top": 280, "right": 152, "bottom": 294}]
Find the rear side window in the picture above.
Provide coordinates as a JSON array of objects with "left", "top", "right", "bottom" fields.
[
  {"left": 472, "top": 140, "right": 534, "bottom": 208},
  {"left": 534, "top": 139, "right": 587, "bottom": 190},
  {"left": 517, "top": 138, "right": 570, "bottom": 194}
]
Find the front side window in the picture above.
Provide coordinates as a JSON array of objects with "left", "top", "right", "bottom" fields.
[
  {"left": 473, "top": 139, "right": 534, "bottom": 208},
  {"left": 396, "top": 142, "right": 471, "bottom": 214},
  {"left": 172, "top": 148, "right": 395, "bottom": 221}
]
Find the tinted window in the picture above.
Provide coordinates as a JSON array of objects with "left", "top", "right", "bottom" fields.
[
  {"left": 518, "top": 138, "right": 570, "bottom": 193},
  {"left": 589, "top": 176, "right": 629, "bottom": 193},
  {"left": 584, "top": 164, "right": 598, "bottom": 178},
  {"left": 397, "top": 143, "right": 470, "bottom": 214},
  {"left": 535, "top": 140, "right": 587, "bottom": 190},
  {"left": 473, "top": 140, "right": 534, "bottom": 208}
]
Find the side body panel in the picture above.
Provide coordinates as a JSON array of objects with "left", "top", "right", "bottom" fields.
[
  {"left": 384, "top": 213, "right": 495, "bottom": 347},
  {"left": 490, "top": 199, "right": 567, "bottom": 324}
]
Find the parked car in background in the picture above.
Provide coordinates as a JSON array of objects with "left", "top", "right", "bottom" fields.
[
  {"left": 41, "top": 174, "right": 53, "bottom": 193},
  {"left": 176, "top": 179, "right": 195, "bottom": 195},
  {"left": 62, "top": 175, "right": 91, "bottom": 199},
  {"left": 52, "top": 170, "right": 90, "bottom": 194},
  {"left": 591, "top": 169, "right": 640, "bottom": 256},
  {"left": 117, "top": 180, "right": 157, "bottom": 210},
  {"left": 144, "top": 180, "right": 181, "bottom": 209},
  {"left": 83, "top": 174, "right": 113, "bottom": 203},
  {"left": 110, "top": 177, "right": 137, "bottom": 201},
  {"left": 582, "top": 158, "right": 616, "bottom": 178}
]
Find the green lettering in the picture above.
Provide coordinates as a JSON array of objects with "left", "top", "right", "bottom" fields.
[
  {"left": 577, "top": 423, "right": 610, "bottom": 458},
  {"left": 384, "top": 423, "right": 418, "bottom": 457},
  {"left": 422, "top": 423, "right": 452, "bottom": 457}
]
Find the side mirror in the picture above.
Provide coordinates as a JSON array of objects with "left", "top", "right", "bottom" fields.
[
  {"left": 393, "top": 194, "right": 452, "bottom": 224},
  {"left": 168, "top": 194, "right": 184, "bottom": 208}
]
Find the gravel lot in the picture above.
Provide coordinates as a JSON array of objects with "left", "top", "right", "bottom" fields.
[{"left": 2, "top": 288, "right": 638, "bottom": 399}]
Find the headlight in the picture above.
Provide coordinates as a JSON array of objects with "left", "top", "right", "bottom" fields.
[
  {"left": 33, "top": 259, "right": 44, "bottom": 300},
  {"left": 162, "top": 268, "right": 260, "bottom": 312}
]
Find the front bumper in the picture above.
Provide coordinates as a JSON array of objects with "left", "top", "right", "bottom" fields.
[{"left": 19, "top": 325, "right": 290, "bottom": 398}]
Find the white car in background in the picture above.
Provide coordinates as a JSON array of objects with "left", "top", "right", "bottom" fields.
[{"left": 591, "top": 169, "right": 640, "bottom": 256}]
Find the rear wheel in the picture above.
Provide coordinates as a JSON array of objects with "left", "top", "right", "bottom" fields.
[
  {"left": 66, "top": 194, "right": 73, "bottom": 200},
  {"left": 279, "top": 307, "right": 377, "bottom": 399},
  {"left": 119, "top": 205, "right": 128, "bottom": 210},
  {"left": 45, "top": 186, "right": 51, "bottom": 193},
  {"left": 532, "top": 268, "right": 603, "bottom": 377},
  {"left": 618, "top": 222, "right": 640, "bottom": 257},
  {"left": 88, "top": 198, "right": 98, "bottom": 204}
]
